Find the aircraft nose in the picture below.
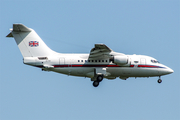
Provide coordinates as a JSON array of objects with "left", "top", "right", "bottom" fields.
[
  {"left": 158, "top": 65, "right": 174, "bottom": 75},
  {"left": 167, "top": 67, "right": 174, "bottom": 74},
  {"left": 163, "top": 67, "right": 174, "bottom": 75}
]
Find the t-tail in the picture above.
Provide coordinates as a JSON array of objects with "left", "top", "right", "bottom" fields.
[{"left": 6, "top": 24, "right": 58, "bottom": 57}]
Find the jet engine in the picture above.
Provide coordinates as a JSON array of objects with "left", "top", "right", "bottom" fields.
[{"left": 110, "top": 55, "right": 130, "bottom": 66}]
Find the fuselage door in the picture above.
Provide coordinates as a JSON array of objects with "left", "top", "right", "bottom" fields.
[
  {"left": 59, "top": 58, "right": 65, "bottom": 65},
  {"left": 69, "top": 59, "right": 73, "bottom": 67},
  {"left": 140, "top": 58, "right": 146, "bottom": 65}
]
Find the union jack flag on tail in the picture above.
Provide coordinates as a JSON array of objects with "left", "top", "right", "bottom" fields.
[{"left": 29, "top": 41, "right": 39, "bottom": 47}]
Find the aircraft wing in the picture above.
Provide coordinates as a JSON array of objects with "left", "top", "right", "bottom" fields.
[{"left": 89, "top": 44, "right": 113, "bottom": 58}]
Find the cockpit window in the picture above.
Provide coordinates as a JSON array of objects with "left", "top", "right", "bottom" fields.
[{"left": 151, "top": 60, "right": 160, "bottom": 63}]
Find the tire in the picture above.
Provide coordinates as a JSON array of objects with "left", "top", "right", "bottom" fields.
[
  {"left": 157, "top": 79, "right": 162, "bottom": 83},
  {"left": 97, "top": 75, "right": 103, "bottom": 82},
  {"left": 93, "top": 81, "right": 99, "bottom": 87}
]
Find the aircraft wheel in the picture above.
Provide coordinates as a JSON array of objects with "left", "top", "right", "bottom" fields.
[
  {"left": 157, "top": 79, "right": 162, "bottom": 83},
  {"left": 97, "top": 75, "right": 103, "bottom": 82},
  {"left": 93, "top": 81, "right": 99, "bottom": 87}
]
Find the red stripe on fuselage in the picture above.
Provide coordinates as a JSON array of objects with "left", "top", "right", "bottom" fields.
[{"left": 37, "top": 64, "right": 161, "bottom": 68}]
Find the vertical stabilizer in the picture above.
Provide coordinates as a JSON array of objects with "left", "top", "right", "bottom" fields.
[{"left": 6, "top": 24, "right": 57, "bottom": 57}]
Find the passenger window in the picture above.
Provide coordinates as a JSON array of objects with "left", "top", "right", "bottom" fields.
[
  {"left": 106, "top": 60, "right": 108, "bottom": 62},
  {"left": 99, "top": 60, "right": 101, "bottom": 62},
  {"left": 81, "top": 60, "right": 83, "bottom": 62},
  {"left": 88, "top": 60, "right": 90, "bottom": 62},
  {"left": 78, "top": 60, "right": 80, "bottom": 62},
  {"left": 95, "top": 60, "right": 97, "bottom": 62},
  {"left": 102, "top": 60, "right": 104, "bottom": 62},
  {"left": 92, "top": 60, "right": 94, "bottom": 62},
  {"left": 85, "top": 60, "right": 87, "bottom": 62}
]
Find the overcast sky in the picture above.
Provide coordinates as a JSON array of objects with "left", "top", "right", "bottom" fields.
[{"left": 0, "top": 0, "right": 180, "bottom": 120}]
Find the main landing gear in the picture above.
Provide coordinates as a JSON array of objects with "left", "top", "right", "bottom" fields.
[
  {"left": 157, "top": 76, "right": 162, "bottom": 83},
  {"left": 93, "top": 75, "right": 104, "bottom": 87}
]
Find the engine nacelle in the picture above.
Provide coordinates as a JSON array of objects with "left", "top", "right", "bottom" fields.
[{"left": 110, "top": 55, "right": 129, "bottom": 66}]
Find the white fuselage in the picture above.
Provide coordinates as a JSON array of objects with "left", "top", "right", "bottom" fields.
[{"left": 24, "top": 53, "right": 173, "bottom": 80}]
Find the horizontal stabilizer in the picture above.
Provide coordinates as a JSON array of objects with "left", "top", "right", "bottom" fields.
[
  {"left": 13, "top": 24, "right": 31, "bottom": 32},
  {"left": 6, "top": 24, "right": 31, "bottom": 37},
  {"left": 6, "top": 32, "right": 13, "bottom": 37}
]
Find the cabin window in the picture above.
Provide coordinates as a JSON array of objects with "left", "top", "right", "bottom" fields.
[
  {"left": 85, "top": 60, "right": 87, "bottom": 62},
  {"left": 102, "top": 60, "right": 104, "bottom": 62},
  {"left": 92, "top": 60, "right": 94, "bottom": 62},
  {"left": 106, "top": 60, "right": 108, "bottom": 62},
  {"left": 95, "top": 60, "right": 97, "bottom": 62},
  {"left": 81, "top": 60, "right": 83, "bottom": 62},
  {"left": 88, "top": 60, "right": 90, "bottom": 62},
  {"left": 99, "top": 60, "right": 101, "bottom": 62},
  {"left": 78, "top": 60, "right": 80, "bottom": 62}
]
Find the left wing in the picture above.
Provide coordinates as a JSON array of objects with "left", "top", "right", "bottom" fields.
[{"left": 89, "top": 44, "right": 113, "bottom": 58}]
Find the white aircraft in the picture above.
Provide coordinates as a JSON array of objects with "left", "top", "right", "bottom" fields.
[{"left": 7, "top": 24, "right": 174, "bottom": 87}]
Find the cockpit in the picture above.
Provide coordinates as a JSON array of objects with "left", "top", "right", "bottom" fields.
[{"left": 151, "top": 60, "right": 160, "bottom": 63}]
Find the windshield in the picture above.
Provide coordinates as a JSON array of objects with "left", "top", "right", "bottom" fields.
[{"left": 151, "top": 60, "right": 160, "bottom": 63}]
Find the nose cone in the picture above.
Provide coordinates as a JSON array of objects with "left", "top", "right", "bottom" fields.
[
  {"left": 158, "top": 64, "right": 174, "bottom": 75},
  {"left": 167, "top": 67, "right": 174, "bottom": 74}
]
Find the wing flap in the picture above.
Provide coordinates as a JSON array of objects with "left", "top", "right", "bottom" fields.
[{"left": 89, "top": 52, "right": 111, "bottom": 58}]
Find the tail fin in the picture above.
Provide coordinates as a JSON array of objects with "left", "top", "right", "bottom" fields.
[{"left": 6, "top": 24, "right": 57, "bottom": 57}]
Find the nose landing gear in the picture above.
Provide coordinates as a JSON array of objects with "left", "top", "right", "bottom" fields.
[{"left": 157, "top": 76, "right": 162, "bottom": 83}]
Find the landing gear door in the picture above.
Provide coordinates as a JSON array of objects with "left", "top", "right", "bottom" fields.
[{"left": 95, "top": 67, "right": 106, "bottom": 75}]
